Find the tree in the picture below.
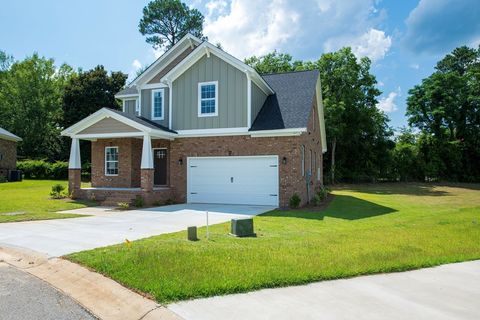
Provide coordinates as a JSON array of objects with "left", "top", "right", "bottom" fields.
[
  {"left": 0, "top": 54, "right": 72, "bottom": 160},
  {"left": 245, "top": 48, "right": 393, "bottom": 182},
  {"left": 139, "top": 0, "right": 205, "bottom": 50},
  {"left": 406, "top": 45, "right": 480, "bottom": 181},
  {"left": 0, "top": 50, "right": 14, "bottom": 72},
  {"left": 62, "top": 66, "right": 126, "bottom": 128}
]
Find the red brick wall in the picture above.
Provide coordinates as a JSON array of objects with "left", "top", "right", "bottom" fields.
[{"left": 0, "top": 139, "right": 17, "bottom": 178}]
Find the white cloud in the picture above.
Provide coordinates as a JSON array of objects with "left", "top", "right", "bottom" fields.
[
  {"left": 376, "top": 91, "right": 398, "bottom": 113},
  {"left": 351, "top": 29, "right": 392, "bottom": 62},
  {"left": 201, "top": 0, "right": 390, "bottom": 60},
  {"left": 410, "top": 63, "right": 420, "bottom": 70},
  {"left": 132, "top": 59, "right": 142, "bottom": 70}
]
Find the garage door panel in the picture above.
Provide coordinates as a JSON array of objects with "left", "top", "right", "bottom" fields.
[{"left": 187, "top": 156, "right": 279, "bottom": 206}]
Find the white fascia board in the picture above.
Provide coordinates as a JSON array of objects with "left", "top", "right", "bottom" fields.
[
  {"left": 315, "top": 75, "right": 328, "bottom": 153},
  {"left": 176, "top": 127, "right": 249, "bottom": 138},
  {"left": 0, "top": 133, "right": 22, "bottom": 142},
  {"left": 162, "top": 42, "right": 274, "bottom": 95},
  {"left": 60, "top": 108, "right": 176, "bottom": 140},
  {"left": 131, "top": 34, "right": 202, "bottom": 87},
  {"left": 115, "top": 93, "right": 139, "bottom": 99},
  {"left": 250, "top": 128, "right": 307, "bottom": 137}
]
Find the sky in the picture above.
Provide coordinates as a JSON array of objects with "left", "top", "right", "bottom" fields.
[{"left": 1, "top": 0, "right": 479, "bottom": 129}]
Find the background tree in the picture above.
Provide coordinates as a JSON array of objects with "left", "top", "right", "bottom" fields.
[
  {"left": 0, "top": 54, "right": 72, "bottom": 160},
  {"left": 139, "top": 0, "right": 205, "bottom": 50},
  {"left": 0, "top": 50, "right": 14, "bottom": 72},
  {"left": 406, "top": 45, "right": 480, "bottom": 181}
]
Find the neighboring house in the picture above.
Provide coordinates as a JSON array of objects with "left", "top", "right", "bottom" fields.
[
  {"left": 61, "top": 34, "right": 327, "bottom": 207},
  {"left": 0, "top": 127, "right": 22, "bottom": 180}
]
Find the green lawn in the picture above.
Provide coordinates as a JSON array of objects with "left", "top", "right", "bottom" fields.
[
  {"left": 67, "top": 183, "right": 480, "bottom": 303},
  {"left": 0, "top": 180, "right": 95, "bottom": 223}
]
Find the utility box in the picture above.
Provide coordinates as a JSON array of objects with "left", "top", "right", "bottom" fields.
[
  {"left": 230, "top": 218, "right": 256, "bottom": 237},
  {"left": 187, "top": 226, "right": 198, "bottom": 241}
]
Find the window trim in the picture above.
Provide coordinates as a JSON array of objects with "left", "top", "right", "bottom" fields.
[
  {"left": 198, "top": 81, "right": 218, "bottom": 117},
  {"left": 105, "top": 146, "right": 119, "bottom": 176},
  {"left": 151, "top": 88, "right": 165, "bottom": 120}
]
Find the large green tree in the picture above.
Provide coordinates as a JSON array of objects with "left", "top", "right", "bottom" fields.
[
  {"left": 139, "top": 0, "right": 205, "bottom": 50},
  {"left": 0, "top": 54, "right": 73, "bottom": 160},
  {"left": 406, "top": 45, "right": 480, "bottom": 181},
  {"left": 62, "top": 66, "right": 126, "bottom": 128},
  {"left": 246, "top": 48, "right": 393, "bottom": 182}
]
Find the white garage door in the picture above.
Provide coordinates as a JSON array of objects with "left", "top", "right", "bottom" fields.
[{"left": 187, "top": 156, "right": 279, "bottom": 206}]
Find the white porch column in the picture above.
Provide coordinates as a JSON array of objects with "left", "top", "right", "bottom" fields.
[
  {"left": 141, "top": 134, "right": 153, "bottom": 169},
  {"left": 68, "top": 138, "right": 81, "bottom": 169}
]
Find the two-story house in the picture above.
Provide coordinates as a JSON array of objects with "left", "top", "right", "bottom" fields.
[{"left": 61, "top": 34, "right": 327, "bottom": 208}]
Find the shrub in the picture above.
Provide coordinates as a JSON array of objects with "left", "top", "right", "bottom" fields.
[
  {"left": 0, "top": 175, "right": 7, "bottom": 183},
  {"left": 133, "top": 195, "right": 144, "bottom": 208},
  {"left": 117, "top": 202, "right": 130, "bottom": 210},
  {"left": 164, "top": 198, "right": 175, "bottom": 205},
  {"left": 17, "top": 160, "right": 69, "bottom": 180},
  {"left": 50, "top": 184, "right": 66, "bottom": 199},
  {"left": 289, "top": 193, "right": 301, "bottom": 209},
  {"left": 50, "top": 161, "right": 69, "bottom": 180}
]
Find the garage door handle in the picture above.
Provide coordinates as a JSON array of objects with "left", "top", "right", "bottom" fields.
[
  {"left": 190, "top": 165, "right": 197, "bottom": 168},
  {"left": 230, "top": 177, "right": 234, "bottom": 183},
  {"left": 270, "top": 194, "right": 278, "bottom": 197},
  {"left": 270, "top": 165, "right": 278, "bottom": 167},
  {"left": 190, "top": 192, "right": 197, "bottom": 194}
]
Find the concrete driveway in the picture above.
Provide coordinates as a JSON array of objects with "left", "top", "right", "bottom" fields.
[
  {"left": 0, "top": 203, "right": 274, "bottom": 257},
  {"left": 169, "top": 260, "right": 480, "bottom": 320}
]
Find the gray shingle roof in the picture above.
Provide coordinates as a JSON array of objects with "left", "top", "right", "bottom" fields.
[
  {"left": 251, "top": 70, "right": 319, "bottom": 131},
  {"left": 108, "top": 108, "right": 177, "bottom": 134},
  {"left": 116, "top": 86, "right": 138, "bottom": 96},
  {"left": 0, "top": 127, "right": 22, "bottom": 141}
]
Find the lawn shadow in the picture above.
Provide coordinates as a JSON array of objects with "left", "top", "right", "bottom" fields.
[
  {"left": 262, "top": 195, "right": 397, "bottom": 221},
  {"left": 336, "top": 183, "right": 450, "bottom": 197}
]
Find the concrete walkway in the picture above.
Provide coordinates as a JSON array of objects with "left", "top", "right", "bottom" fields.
[
  {"left": 0, "top": 203, "right": 273, "bottom": 257},
  {"left": 169, "top": 260, "right": 480, "bottom": 320}
]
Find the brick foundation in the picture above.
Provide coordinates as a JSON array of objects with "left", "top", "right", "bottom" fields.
[{"left": 68, "top": 169, "right": 81, "bottom": 198}]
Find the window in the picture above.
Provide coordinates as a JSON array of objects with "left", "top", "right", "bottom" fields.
[
  {"left": 198, "top": 81, "right": 218, "bottom": 117},
  {"left": 151, "top": 89, "right": 164, "bottom": 120},
  {"left": 105, "top": 147, "right": 119, "bottom": 176},
  {"left": 301, "top": 145, "right": 305, "bottom": 176},
  {"left": 314, "top": 151, "right": 317, "bottom": 177}
]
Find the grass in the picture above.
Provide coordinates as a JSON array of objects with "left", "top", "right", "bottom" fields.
[
  {"left": 67, "top": 183, "right": 480, "bottom": 303},
  {"left": 0, "top": 179, "right": 95, "bottom": 223}
]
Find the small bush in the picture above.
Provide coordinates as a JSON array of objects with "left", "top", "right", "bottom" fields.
[
  {"left": 50, "top": 184, "right": 66, "bottom": 199},
  {"left": 312, "top": 193, "right": 322, "bottom": 206},
  {"left": 117, "top": 202, "right": 130, "bottom": 210},
  {"left": 0, "top": 175, "right": 7, "bottom": 183},
  {"left": 133, "top": 195, "right": 144, "bottom": 208},
  {"left": 17, "top": 160, "right": 69, "bottom": 180},
  {"left": 289, "top": 193, "right": 301, "bottom": 209}
]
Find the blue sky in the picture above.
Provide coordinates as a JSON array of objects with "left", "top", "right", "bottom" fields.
[{"left": 1, "top": 0, "right": 479, "bottom": 129}]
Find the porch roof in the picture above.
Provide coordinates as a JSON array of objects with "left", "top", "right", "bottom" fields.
[{"left": 61, "top": 108, "right": 177, "bottom": 140}]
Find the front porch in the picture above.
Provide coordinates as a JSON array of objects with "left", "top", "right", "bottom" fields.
[{"left": 62, "top": 108, "right": 178, "bottom": 206}]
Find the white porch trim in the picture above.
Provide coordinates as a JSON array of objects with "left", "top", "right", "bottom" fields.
[{"left": 141, "top": 134, "right": 154, "bottom": 169}]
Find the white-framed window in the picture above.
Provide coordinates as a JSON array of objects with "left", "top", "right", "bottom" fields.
[
  {"left": 198, "top": 81, "right": 218, "bottom": 117},
  {"left": 105, "top": 147, "right": 119, "bottom": 176},
  {"left": 151, "top": 89, "right": 164, "bottom": 120},
  {"left": 301, "top": 145, "right": 305, "bottom": 176}
]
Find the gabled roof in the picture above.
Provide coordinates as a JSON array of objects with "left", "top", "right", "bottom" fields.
[
  {"left": 0, "top": 127, "right": 22, "bottom": 142},
  {"left": 251, "top": 70, "right": 320, "bottom": 131},
  {"left": 61, "top": 108, "right": 177, "bottom": 139},
  {"left": 161, "top": 41, "right": 274, "bottom": 95},
  {"left": 129, "top": 33, "right": 203, "bottom": 87},
  {"left": 116, "top": 86, "right": 139, "bottom": 97}
]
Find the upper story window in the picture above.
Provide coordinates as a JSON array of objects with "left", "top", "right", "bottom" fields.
[
  {"left": 151, "top": 89, "right": 164, "bottom": 120},
  {"left": 105, "top": 146, "right": 119, "bottom": 176},
  {"left": 198, "top": 81, "right": 218, "bottom": 117}
]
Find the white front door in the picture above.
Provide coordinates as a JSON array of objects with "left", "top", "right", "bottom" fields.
[{"left": 187, "top": 156, "right": 279, "bottom": 206}]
